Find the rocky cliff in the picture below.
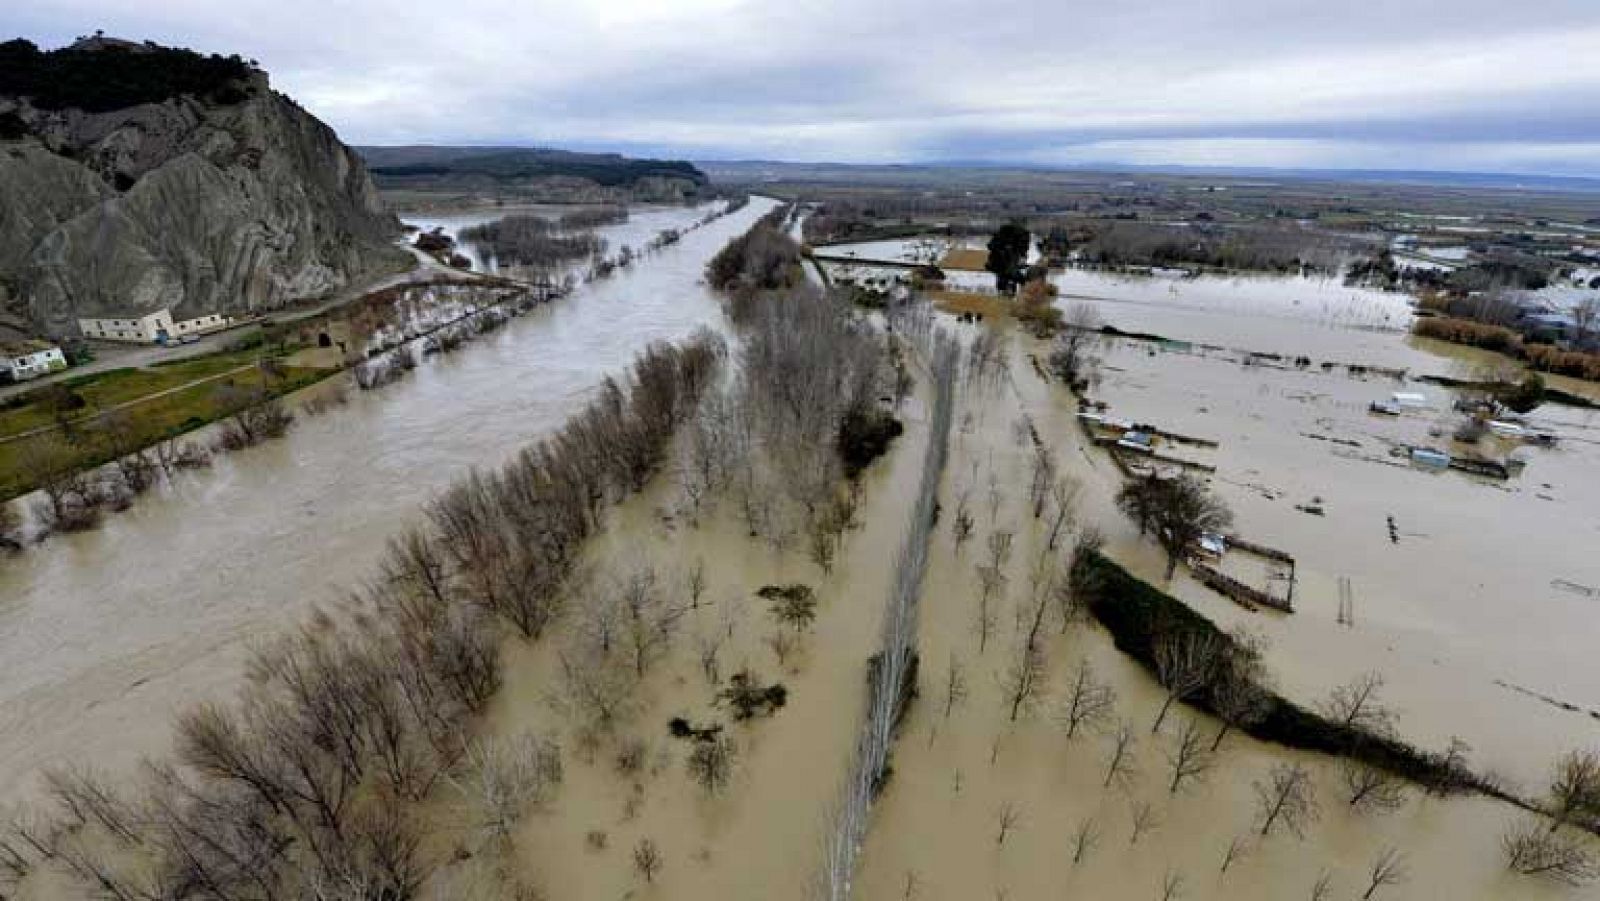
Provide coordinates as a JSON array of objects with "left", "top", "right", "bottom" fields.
[{"left": 0, "top": 38, "right": 404, "bottom": 335}]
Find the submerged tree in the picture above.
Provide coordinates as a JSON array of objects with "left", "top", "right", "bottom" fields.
[
  {"left": 1362, "top": 847, "right": 1408, "bottom": 899},
  {"left": 1318, "top": 672, "right": 1397, "bottom": 737},
  {"left": 1253, "top": 763, "right": 1319, "bottom": 839},
  {"left": 1115, "top": 474, "right": 1233, "bottom": 580},
  {"left": 986, "top": 223, "right": 1031, "bottom": 294},
  {"left": 1547, "top": 748, "right": 1600, "bottom": 832},
  {"left": 1058, "top": 659, "right": 1117, "bottom": 740},
  {"left": 687, "top": 736, "right": 736, "bottom": 796},
  {"left": 1209, "top": 629, "right": 1272, "bottom": 751},
  {"left": 1502, "top": 817, "right": 1599, "bottom": 885},
  {"left": 1164, "top": 718, "right": 1214, "bottom": 794},
  {"left": 1104, "top": 721, "right": 1140, "bottom": 790},
  {"left": 1340, "top": 761, "right": 1407, "bottom": 814},
  {"left": 1150, "top": 628, "right": 1222, "bottom": 734}
]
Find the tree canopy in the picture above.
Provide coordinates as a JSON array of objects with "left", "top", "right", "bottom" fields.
[
  {"left": 0, "top": 39, "right": 254, "bottom": 113},
  {"left": 986, "top": 222, "right": 1031, "bottom": 294}
]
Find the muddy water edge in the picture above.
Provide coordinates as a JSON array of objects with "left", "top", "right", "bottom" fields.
[
  {"left": 0, "top": 198, "right": 777, "bottom": 797},
  {"left": 853, "top": 323, "right": 1585, "bottom": 901}
]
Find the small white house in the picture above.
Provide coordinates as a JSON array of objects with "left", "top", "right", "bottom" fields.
[
  {"left": 77, "top": 308, "right": 232, "bottom": 344},
  {"left": 3, "top": 341, "right": 67, "bottom": 381}
]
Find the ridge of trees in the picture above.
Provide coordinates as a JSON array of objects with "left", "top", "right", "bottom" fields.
[
  {"left": 0, "top": 38, "right": 255, "bottom": 113},
  {"left": 1069, "top": 549, "right": 1497, "bottom": 801},
  {"left": 367, "top": 151, "right": 707, "bottom": 189}
]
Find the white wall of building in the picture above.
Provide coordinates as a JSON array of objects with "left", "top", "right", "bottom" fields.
[
  {"left": 4, "top": 345, "right": 66, "bottom": 380},
  {"left": 78, "top": 309, "right": 233, "bottom": 343}
]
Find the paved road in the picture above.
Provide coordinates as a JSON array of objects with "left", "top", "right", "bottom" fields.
[{"left": 0, "top": 244, "right": 464, "bottom": 402}]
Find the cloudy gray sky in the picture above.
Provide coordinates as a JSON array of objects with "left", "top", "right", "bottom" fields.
[{"left": 13, "top": 0, "right": 1600, "bottom": 176}]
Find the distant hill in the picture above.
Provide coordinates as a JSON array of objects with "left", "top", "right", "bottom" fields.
[
  {"left": 0, "top": 36, "right": 402, "bottom": 335},
  {"left": 359, "top": 145, "right": 709, "bottom": 203},
  {"left": 699, "top": 159, "right": 1600, "bottom": 195}
]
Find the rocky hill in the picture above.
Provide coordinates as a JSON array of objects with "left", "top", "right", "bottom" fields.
[{"left": 0, "top": 37, "right": 404, "bottom": 335}]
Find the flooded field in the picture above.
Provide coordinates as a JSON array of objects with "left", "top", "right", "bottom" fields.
[
  {"left": 0, "top": 197, "right": 776, "bottom": 796},
  {"left": 1037, "top": 267, "right": 1600, "bottom": 791},
  {"left": 1051, "top": 269, "right": 1417, "bottom": 360},
  {"left": 404, "top": 203, "right": 710, "bottom": 274},
  {"left": 848, "top": 324, "right": 1585, "bottom": 901}
]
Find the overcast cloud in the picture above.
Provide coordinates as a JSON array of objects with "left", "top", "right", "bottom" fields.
[{"left": 11, "top": 0, "right": 1600, "bottom": 175}]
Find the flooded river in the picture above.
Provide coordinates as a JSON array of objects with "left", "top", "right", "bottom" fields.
[
  {"left": 403, "top": 203, "right": 703, "bottom": 274},
  {"left": 0, "top": 197, "right": 777, "bottom": 795}
]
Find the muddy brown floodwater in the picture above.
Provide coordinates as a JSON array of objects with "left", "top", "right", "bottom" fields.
[
  {"left": 1034, "top": 268, "right": 1600, "bottom": 793},
  {"left": 853, "top": 322, "right": 1583, "bottom": 901},
  {"left": 0, "top": 197, "right": 777, "bottom": 798}
]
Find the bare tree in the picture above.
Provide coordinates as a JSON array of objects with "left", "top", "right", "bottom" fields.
[
  {"left": 1340, "top": 761, "right": 1407, "bottom": 814},
  {"left": 213, "top": 383, "right": 295, "bottom": 451},
  {"left": 558, "top": 650, "right": 633, "bottom": 732},
  {"left": 1310, "top": 871, "right": 1334, "bottom": 901},
  {"left": 41, "top": 765, "right": 139, "bottom": 845},
  {"left": 1056, "top": 528, "right": 1103, "bottom": 633},
  {"left": 1573, "top": 296, "right": 1600, "bottom": 347},
  {"left": 995, "top": 802, "right": 1020, "bottom": 846},
  {"left": 1159, "top": 868, "right": 1185, "bottom": 901},
  {"left": 1362, "top": 847, "right": 1408, "bottom": 899},
  {"left": 1044, "top": 476, "right": 1082, "bottom": 551},
  {"left": 1150, "top": 629, "right": 1222, "bottom": 733},
  {"left": 1002, "top": 568, "right": 1053, "bottom": 721},
  {"left": 975, "top": 564, "right": 1003, "bottom": 653},
  {"left": 696, "top": 631, "right": 725, "bottom": 686},
  {"left": 944, "top": 654, "right": 969, "bottom": 720},
  {"left": 986, "top": 529, "right": 1014, "bottom": 571},
  {"left": 450, "top": 733, "right": 563, "bottom": 846},
  {"left": 687, "top": 559, "right": 707, "bottom": 609},
  {"left": 1164, "top": 719, "right": 1215, "bottom": 794},
  {"left": 1129, "top": 799, "right": 1161, "bottom": 845},
  {"left": 1548, "top": 748, "right": 1600, "bottom": 832},
  {"left": 1048, "top": 301, "right": 1105, "bottom": 390},
  {"left": 1059, "top": 660, "right": 1117, "bottom": 740},
  {"left": 1503, "top": 817, "right": 1599, "bottom": 885},
  {"left": 1319, "top": 672, "right": 1397, "bottom": 737},
  {"left": 687, "top": 736, "right": 736, "bottom": 796},
  {"left": 633, "top": 837, "right": 663, "bottom": 883},
  {"left": 1220, "top": 835, "right": 1251, "bottom": 875},
  {"left": 1070, "top": 816, "right": 1100, "bottom": 865},
  {"left": 615, "top": 566, "right": 681, "bottom": 677},
  {"left": 952, "top": 491, "right": 975, "bottom": 551},
  {"left": 1104, "top": 722, "right": 1140, "bottom": 790},
  {"left": 1027, "top": 446, "right": 1056, "bottom": 520},
  {"left": 1210, "top": 630, "right": 1272, "bottom": 751},
  {"left": 1254, "top": 764, "right": 1320, "bottom": 839}
]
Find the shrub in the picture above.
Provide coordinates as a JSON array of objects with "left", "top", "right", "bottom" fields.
[
  {"left": 837, "top": 407, "right": 903, "bottom": 478},
  {"left": 718, "top": 669, "right": 787, "bottom": 720}
]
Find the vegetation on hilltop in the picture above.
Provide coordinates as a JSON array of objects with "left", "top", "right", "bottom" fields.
[
  {"left": 365, "top": 147, "right": 707, "bottom": 189},
  {"left": 0, "top": 38, "right": 254, "bottom": 113}
]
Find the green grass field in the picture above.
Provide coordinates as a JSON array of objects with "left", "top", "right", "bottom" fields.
[
  {"left": 0, "top": 360, "right": 333, "bottom": 502},
  {"left": 0, "top": 347, "right": 301, "bottom": 439}
]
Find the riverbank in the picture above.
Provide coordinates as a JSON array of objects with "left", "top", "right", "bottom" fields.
[{"left": 0, "top": 197, "right": 774, "bottom": 806}]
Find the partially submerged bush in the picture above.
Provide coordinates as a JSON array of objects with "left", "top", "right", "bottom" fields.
[
  {"left": 718, "top": 669, "right": 787, "bottom": 720},
  {"left": 837, "top": 407, "right": 903, "bottom": 478}
]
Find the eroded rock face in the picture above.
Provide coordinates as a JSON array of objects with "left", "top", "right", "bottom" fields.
[{"left": 0, "top": 73, "right": 403, "bottom": 335}]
